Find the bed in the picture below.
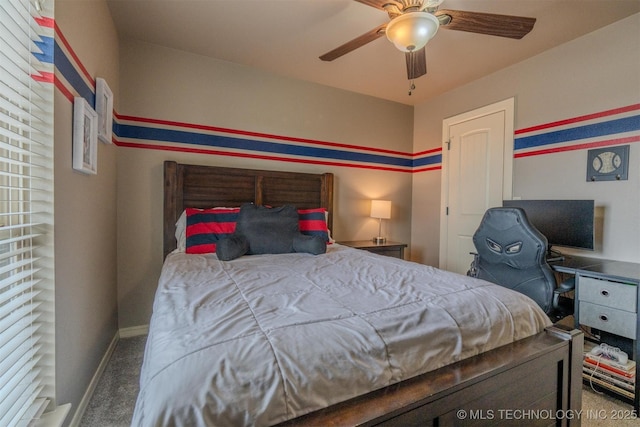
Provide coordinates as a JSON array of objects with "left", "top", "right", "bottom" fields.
[{"left": 132, "top": 161, "right": 583, "bottom": 427}]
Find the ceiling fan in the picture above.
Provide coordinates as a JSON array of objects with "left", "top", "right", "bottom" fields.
[{"left": 320, "top": 0, "right": 536, "bottom": 82}]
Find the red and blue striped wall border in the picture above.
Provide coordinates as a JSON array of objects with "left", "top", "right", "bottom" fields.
[{"left": 48, "top": 20, "right": 639, "bottom": 173}]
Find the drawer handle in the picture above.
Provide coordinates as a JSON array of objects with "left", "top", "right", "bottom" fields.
[
  {"left": 600, "top": 289, "right": 610, "bottom": 297},
  {"left": 599, "top": 314, "right": 609, "bottom": 322}
]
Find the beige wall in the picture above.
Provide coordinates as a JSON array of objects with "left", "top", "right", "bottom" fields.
[
  {"left": 54, "top": 1, "right": 119, "bottom": 423},
  {"left": 50, "top": 6, "right": 639, "bottom": 420},
  {"left": 116, "top": 40, "right": 414, "bottom": 328},
  {"left": 412, "top": 13, "right": 640, "bottom": 266}
]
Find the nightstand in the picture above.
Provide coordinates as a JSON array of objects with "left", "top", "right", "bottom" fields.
[{"left": 339, "top": 240, "right": 407, "bottom": 260}]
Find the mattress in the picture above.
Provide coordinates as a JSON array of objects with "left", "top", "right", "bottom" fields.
[{"left": 132, "top": 244, "right": 551, "bottom": 426}]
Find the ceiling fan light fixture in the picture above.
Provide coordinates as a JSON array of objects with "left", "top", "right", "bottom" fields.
[{"left": 385, "top": 12, "right": 439, "bottom": 52}]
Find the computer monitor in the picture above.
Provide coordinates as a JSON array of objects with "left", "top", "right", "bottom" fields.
[{"left": 502, "top": 199, "right": 595, "bottom": 257}]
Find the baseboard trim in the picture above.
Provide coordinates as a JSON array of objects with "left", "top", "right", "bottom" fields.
[
  {"left": 67, "top": 325, "right": 149, "bottom": 427},
  {"left": 68, "top": 332, "right": 119, "bottom": 427},
  {"left": 119, "top": 324, "right": 149, "bottom": 338}
]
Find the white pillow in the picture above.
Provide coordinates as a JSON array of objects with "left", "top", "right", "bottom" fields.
[
  {"left": 325, "top": 210, "right": 335, "bottom": 243},
  {"left": 175, "top": 210, "right": 187, "bottom": 251}
]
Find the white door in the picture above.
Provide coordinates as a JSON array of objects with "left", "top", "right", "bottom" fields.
[{"left": 439, "top": 99, "right": 514, "bottom": 275}]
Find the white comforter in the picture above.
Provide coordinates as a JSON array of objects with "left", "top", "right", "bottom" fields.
[{"left": 132, "top": 244, "right": 551, "bottom": 426}]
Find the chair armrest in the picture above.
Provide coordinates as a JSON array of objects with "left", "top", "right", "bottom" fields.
[
  {"left": 467, "top": 252, "right": 479, "bottom": 277},
  {"left": 552, "top": 277, "right": 576, "bottom": 315},
  {"left": 555, "top": 277, "right": 575, "bottom": 294}
]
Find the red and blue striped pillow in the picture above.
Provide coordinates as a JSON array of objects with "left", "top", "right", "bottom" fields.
[
  {"left": 184, "top": 206, "right": 331, "bottom": 254},
  {"left": 298, "top": 208, "right": 331, "bottom": 243},
  {"left": 185, "top": 207, "right": 240, "bottom": 254}
]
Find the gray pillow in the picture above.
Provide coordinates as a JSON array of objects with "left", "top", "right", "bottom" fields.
[
  {"left": 235, "top": 203, "right": 300, "bottom": 255},
  {"left": 293, "top": 234, "right": 326, "bottom": 255},
  {"left": 216, "top": 203, "right": 327, "bottom": 260},
  {"left": 216, "top": 234, "right": 249, "bottom": 261}
]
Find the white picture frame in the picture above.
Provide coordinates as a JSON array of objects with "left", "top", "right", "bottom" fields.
[
  {"left": 95, "top": 77, "right": 113, "bottom": 144},
  {"left": 73, "top": 97, "right": 98, "bottom": 175}
]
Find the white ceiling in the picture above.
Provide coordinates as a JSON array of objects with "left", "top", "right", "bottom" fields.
[{"left": 106, "top": 0, "right": 640, "bottom": 106}]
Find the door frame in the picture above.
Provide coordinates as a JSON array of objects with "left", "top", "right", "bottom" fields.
[{"left": 438, "top": 98, "right": 515, "bottom": 270}]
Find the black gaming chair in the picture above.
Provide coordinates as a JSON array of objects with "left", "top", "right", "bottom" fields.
[{"left": 468, "top": 207, "right": 574, "bottom": 320}]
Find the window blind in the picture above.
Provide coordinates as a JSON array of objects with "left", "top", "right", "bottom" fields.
[{"left": 0, "top": 0, "right": 55, "bottom": 426}]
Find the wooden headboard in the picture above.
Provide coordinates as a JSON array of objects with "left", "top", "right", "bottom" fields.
[{"left": 163, "top": 161, "right": 334, "bottom": 258}]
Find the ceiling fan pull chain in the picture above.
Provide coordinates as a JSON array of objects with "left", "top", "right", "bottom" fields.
[{"left": 408, "top": 81, "right": 416, "bottom": 96}]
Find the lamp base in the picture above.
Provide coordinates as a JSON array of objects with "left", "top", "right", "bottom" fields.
[{"left": 373, "top": 237, "right": 386, "bottom": 244}]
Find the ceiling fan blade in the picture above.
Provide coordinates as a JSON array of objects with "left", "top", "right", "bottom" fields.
[
  {"left": 320, "top": 23, "right": 386, "bottom": 61},
  {"left": 435, "top": 9, "right": 536, "bottom": 39},
  {"left": 406, "top": 48, "right": 427, "bottom": 80}
]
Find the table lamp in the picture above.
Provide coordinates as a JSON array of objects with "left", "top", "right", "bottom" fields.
[{"left": 370, "top": 200, "right": 391, "bottom": 244}]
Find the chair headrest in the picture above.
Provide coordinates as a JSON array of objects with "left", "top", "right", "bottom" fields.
[{"left": 473, "top": 207, "right": 548, "bottom": 269}]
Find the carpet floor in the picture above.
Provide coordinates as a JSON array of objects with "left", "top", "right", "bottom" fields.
[
  {"left": 79, "top": 335, "right": 146, "bottom": 427},
  {"left": 80, "top": 335, "right": 638, "bottom": 427}
]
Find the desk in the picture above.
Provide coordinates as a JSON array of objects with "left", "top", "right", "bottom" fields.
[
  {"left": 550, "top": 255, "right": 640, "bottom": 285},
  {"left": 550, "top": 255, "right": 640, "bottom": 410}
]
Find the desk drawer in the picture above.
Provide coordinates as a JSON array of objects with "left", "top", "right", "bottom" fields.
[
  {"left": 578, "top": 276, "right": 637, "bottom": 313},
  {"left": 579, "top": 302, "right": 636, "bottom": 339}
]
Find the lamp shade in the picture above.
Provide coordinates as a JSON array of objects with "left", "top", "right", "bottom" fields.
[
  {"left": 370, "top": 200, "right": 392, "bottom": 219},
  {"left": 385, "top": 12, "right": 439, "bottom": 52}
]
